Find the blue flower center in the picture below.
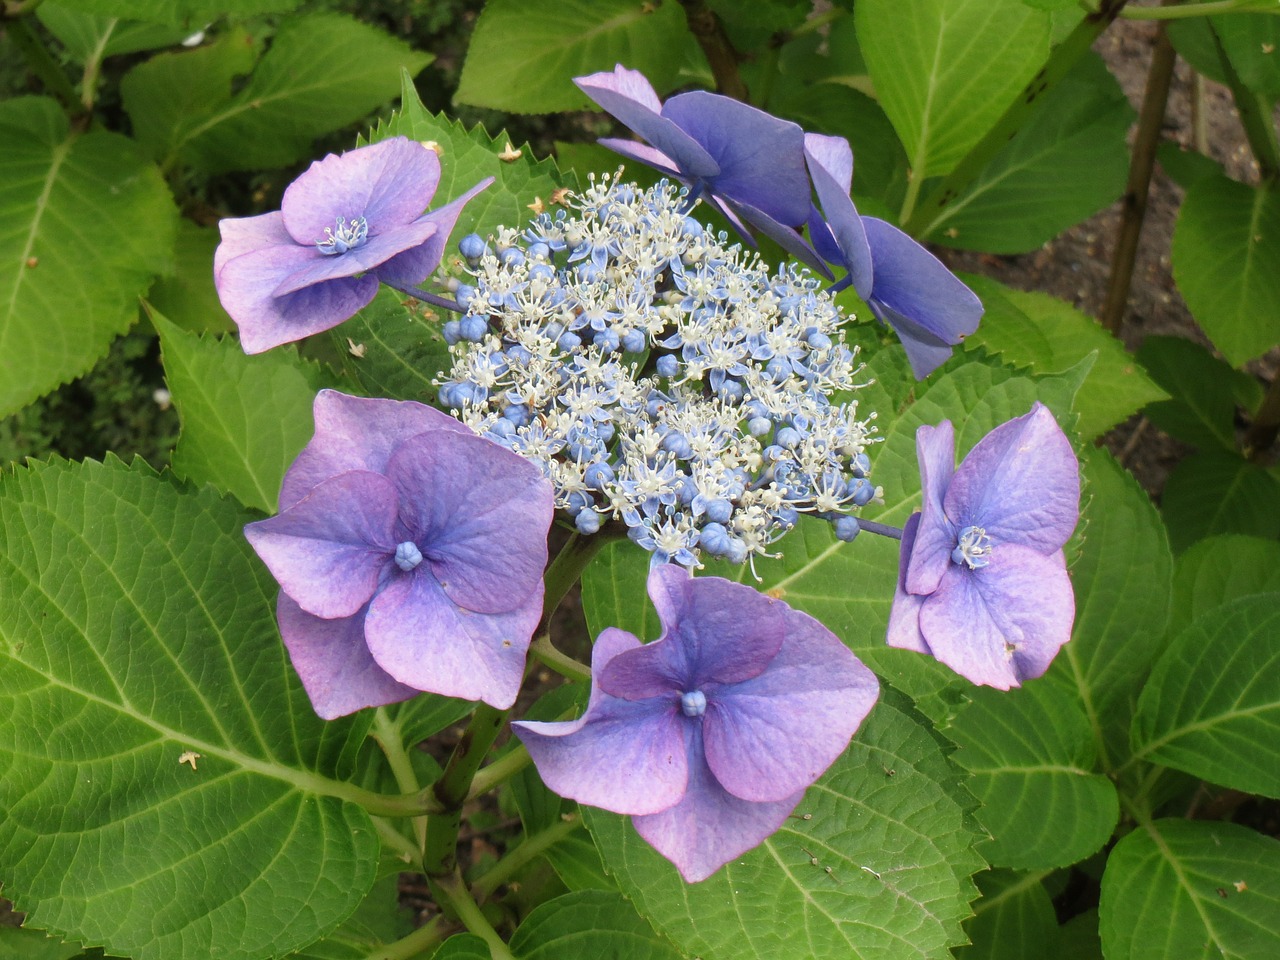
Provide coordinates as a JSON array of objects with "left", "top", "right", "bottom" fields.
[
  {"left": 680, "top": 690, "right": 707, "bottom": 718},
  {"left": 316, "top": 216, "right": 369, "bottom": 256},
  {"left": 951, "top": 525, "right": 992, "bottom": 569},
  {"left": 394, "top": 541, "right": 424, "bottom": 572}
]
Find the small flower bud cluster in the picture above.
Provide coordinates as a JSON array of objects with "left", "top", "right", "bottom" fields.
[{"left": 436, "top": 178, "right": 880, "bottom": 567}]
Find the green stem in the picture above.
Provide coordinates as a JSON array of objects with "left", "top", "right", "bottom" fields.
[
  {"left": 373, "top": 706, "right": 428, "bottom": 853},
  {"left": 371, "top": 815, "right": 423, "bottom": 871},
  {"left": 472, "top": 813, "right": 583, "bottom": 901},
  {"left": 528, "top": 635, "right": 591, "bottom": 682},
  {"left": 6, "top": 14, "right": 82, "bottom": 116},
  {"left": 903, "top": 0, "right": 1131, "bottom": 238},
  {"left": 360, "top": 915, "right": 451, "bottom": 960},
  {"left": 468, "top": 743, "right": 533, "bottom": 801},
  {"left": 434, "top": 870, "right": 517, "bottom": 960},
  {"left": 1210, "top": 20, "right": 1280, "bottom": 182},
  {"left": 540, "top": 531, "right": 613, "bottom": 633},
  {"left": 1243, "top": 369, "right": 1280, "bottom": 461},
  {"left": 1119, "top": 0, "right": 1267, "bottom": 19},
  {"left": 423, "top": 703, "right": 509, "bottom": 876}
]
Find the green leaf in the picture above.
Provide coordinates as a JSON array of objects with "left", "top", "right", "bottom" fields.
[
  {"left": 1131, "top": 594, "right": 1280, "bottom": 798},
  {"left": 146, "top": 219, "right": 231, "bottom": 334},
  {"left": 0, "top": 926, "right": 91, "bottom": 960},
  {"left": 956, "top": 869, "right": 1059, "bottom": 960},
  {"left": 963, "top": 278, "right": 1167, "bottom": 438},
  {"left": 0, "top": 458, "right": 379, "bottom": 960},
  {"left": 45, "top": 0, "right": 300, "bottom": 26},
  {"left": 1137, "top": 336, "right": 1263, "bottom": 452},
  {"left": 855, "top": 0, "right": 1050, "bottom": 178},
  {"left": 1045, "top": 446, "right": 1173, "bottom": 768},
  {"left": 154, "top": 309, "right": 338, "bottom": 513},
  {"left": 37, "top": 2, "right": 191, "bottom": 61},
  {"left": 455, "top": 0, "right": 705, "bottom": 114},
  {"left": 328, "top": 287, "right": 450, "bottom": 405},
  {"left": 1157, "top": 142, "right": 1223, "bottom": 192},
  {"left": 1171, "top": 534, "right": 1280, "bottom": 626},
  {"left": 1099, "top": 820, "right": 1280, "bottom": 960},
  {"left": 583, "top": 691, "right": 982, "bottom": 960},
  {"left": 1168, "top": 15, "right": 1280, "bottom": 100},
  {"left": 1057, "top": 908, "right": 1103, "bottom": 960},
  {"left": 948, "top": 681, "right": 1118, "bottom": 870},
  {"left": 126, "top": 14, "right": 430, "bottom": 173},
  {"left": 0, "top": 96, "right": 176, "bottom": 417},
  {"left": 292, "top": 873, "right": 412, "bottom": 960},
  {"left": 1160, "top": 451, "right": 1280, "bottom": 552},
  {"left": 922, "top": 52, "right": 1133, "bottom": 254},
  {"left": 579, "top": 538, "right": 659, "bottom": 643},
  {"left": 1171, "top": 175, "right": 1280, "bottom": 366},
  {"left": 509, "top": 890, "right": 681, "bottom": 959},
  {"left": 706, "top": 0, "right": 809, "bottom": 54}
]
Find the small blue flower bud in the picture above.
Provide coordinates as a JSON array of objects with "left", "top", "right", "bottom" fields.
[
  {"left": 662, "top": 431, "right": 693, "bottom": 459},
  {"left": 680, "top": 690, "right": 707, "bottom": 717},
  {"left": 833, "top": 516, "right": 860, "bottom": 542},
  {"left": 620, "top": 328, "right": 647, "bottom": 353},
  {"left": 584, "top": 462, "right": 615, "bottom": 489},
  {"left": 575, "top": 509, "right": 602, "bottom": 535},
  {"left": 748, "top": 416, "right": 772, "bottom": 437},
  {"left": 394, "top": 541, "right": 424, "bottom": 572},
  {"left": 459, "top": 315, "right": 488, "bottom": 342},
  {"left": 458, "top": 233, "right": 487, "bottom": 261},
  {"left": 776, "top": 427, "right": 801, "bottom": 448},
  {"left": 498, "top": 246, "right": 525, "bottom": 267},
  {"left": 455, "top": 284, "right": 477, "bottom": 309},
  {"left": 594, "top": 328, "right": 620, "bottom": 352},
  {"left": 527, "top": 241, "right": 551, "bottom": 261},
  {"left": 656, "top": 354, "right": 678, "bottom": 378},
  {"left": 557, "top": 331, "right": 582, "bottom": 352},
  {"left": 847, "top": 477, "right": 875, "bottom": 506},
  {"left": 529, "top": 262, "right": 556, "bottom": 282},
  {"left": 850, "top": 452, "right": 871, "bottom": 478},
  {"left": 442, "top": 320, "right": 463, "bottom": 344},
  {"left": 704, "top": 498, "right": 733, "bottom": 524}
]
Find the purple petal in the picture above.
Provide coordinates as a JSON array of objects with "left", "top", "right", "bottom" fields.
[
  {"left": 867, "top": 299, "right": 964, "bottom": 380},
  {"left": 374, "top": 177, "right": 495, "bottom": 288},
  {"left": 515, "top": 627, "right": 691, "bottom": 815},
  {"left": 215, "top": 212, "right": 288, "bottom": 280},
  {"left": 575, "top": 66, "right": 720, "bottom": 180},
  {"left": 280, "top": 391, "right": 470, "bottom": 510},
  {"left": 385, "top": 431, "right": 553, "bottom": 615},
  {"left": 663, "top": 91, "right": 810, "bottom": 226},
  {"left": 270, "top": 220, "right": 439, "bottom": 296},
  {"left": 276, "top": 594, "right": 416, "bottom": 720},
  {"left": 363, "top": 570, "right": 539, "bottom": 708},
  {"left": 804, "top": 133, "right": 873, "bottom": 296},
  {"left": 887, "top": 513, "right": 931, "bottom": 654},
  {"left": 601, "top": 567, "right": 785, "bottom": 700},
  {"left": 244, "top": 471, "right": 397, "bottom": 618},
  {"left": 904, "top": 421, "right": 958, "bottom": 596},
  {"left": 919, "top": 545, "right": 1074, "bottom": 689},
  {"left": 702, "top": 607, "right": 878, "bottom": 803},
  {"left": 632, "top": 725, "right": 803, "bottom": 883},
  {"left": 945, "top": 403, "right": 1080, "bottom": 554},
  {"left": 594, "top": 138, "right": 682, "bottom": 180},
  {"left": 280, "top": 137, "right": 441, "bottom": 244},
  {"left": 728, "top": 197, "right": 832, "bottom": 278}
]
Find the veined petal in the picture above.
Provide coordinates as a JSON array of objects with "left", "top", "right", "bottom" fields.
[
  {"left": 375, "top": 177, "right": 494, "bottom": 288},
  {"left": 632, "top": 725, "right": 803, "bottom": 882},
  {"left": 919, "top": 545, "right": 1074, "bottom": 689},
  {"left": 276, "top": 595, "right": 416, "bottom": 720},
  {"left": 245, "top": 471, "right": 398, "bottom": 619},
  {"left": 867, "top": 298, "right": 963, "bottom": 380},
  {"left": 513, "top": 628, "right": 690, "bottom": 814},
  {"left": 729, "top": 197, "right": 832, "bottom": 278},
  {"left": 270, "top": 220, "right": 439, "bottom": 296},
  {"left": 364, "top": 570, "right": 539, "bottom": 708},
  {"left": 887, "top": 514, "right": 931, "bottom": 654},
  {"left": 594, "top": 139, "right": 682, "bottom": 181},
  {"left": 702, "top": 607, "right": 878, "bottom": 803},
  {"left": 804, "top": 133, "right": 873, "bottom": 297},
  {"left": 905, "top": 421, "right": 958, "bottom": 596},
  {"left": 215, "top": 212, "right": 289, "bottom": 281}
]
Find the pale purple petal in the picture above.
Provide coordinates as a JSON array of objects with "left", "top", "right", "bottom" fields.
[
  {"left": 633, "top": 725, "right": 803, "bottom": 882},
  {"left": 280, "top": 137, "right": 441, "bottom": 244},
  {"left": 703, "top": 607, "right": 878, "bottom": 803},
  {"left": 364, "top": 571, "right": 539, "bottom": 708},
  {"left": 375, "top": 177, "right": 494, "bottom": 287},
  {"left": 271, "top": 220, "right": 439, "bottom": 296},
  {"left": 245, "top": 471, "right": 397, "bottom": 618},
  {"left": 804, "top": 133, "right": 872, "bottom": 296},
  {"left": 919, "top": 546, "right": 1074, "bottom": 689},
  {"left": 905, "top": 421, "right": 958, "bottom": 596},
  {"left": 867, "top": 299, "right": 963, "bottom": 380},
  {"left": 280, "top": 391, "right": 470, "bottom": 510},
  {"left": 515, "top": 628, "right": 691, "bottom": 815},
  {"left": 215, "top": 212, "right": 288, "bottom": 280},
  {"left": 887, "top": 514, "right": 931, "bottom": 654},
  {"left": 594, "top": 138, "right": 682, "bottom": 180},
  {"left": 386, "top": 431, "right": 553, "bottom": 615},
  {"left": 730, "top": 197, "right": 832, "bottom": 278},
  {"left": 945, "top": 403, "right": 1080, "bottom": 554},
  {"left": 276, "top": 595, "right": 416, "bottom": 719}
]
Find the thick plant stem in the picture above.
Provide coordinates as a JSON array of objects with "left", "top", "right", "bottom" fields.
[
  {"left": 903, "top": 0, "right": 1132, "bottom": 239},
  {"left": 1244, "top": 372, "right": 1280, "bottom": 462},
  {"left": 423, "top": 702, "right": 508, "bottom": 877},
  {"left": 360, "top": 915, "right": 451, "bottom": 960},
  {"left": 857, "top": 518, "right": 903, "bottom": 541},
  {"left": 1210, "top": 22, "right": 1280, "bottom": 184},
  {"left": 434, "top": 870, "right": 516, "bottom": 960},
  {"left": 1102, "top": 19, "right": 1177, "bottom": 333},
  {"left": 468, "top": 743, "right": 533, "bottom": 801},
  {"left": 373, "top": 707, "right": 427, "bottom": 853},
  {"left": 472, "top": 813, "right": 582, "bottom": 900},
  {"left": 679, "top": 0, "right": 749, "bottom": 102}
]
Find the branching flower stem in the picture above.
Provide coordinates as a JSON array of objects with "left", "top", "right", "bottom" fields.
[
  {"left": 857, "top": 518, "right": 904, "bottom": 541},
  {"left": 435, "top": 870, "right": 517, "bottom": 960},
  {"left": 373, "top": 707, "right": 428, "bottom": 853},
  {"left": 358, "top": 914, "right": 451, "bottom": 960},
  {"left": 472, "top": 813, "right": 583, "bottom": 901}
]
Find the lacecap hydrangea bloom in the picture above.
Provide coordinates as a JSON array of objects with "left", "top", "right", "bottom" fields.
[
  {"left": 245, "top": 390, "right": 554, "bottom": 716},
  {"left": 436, "top": 177, "right": 881, "bottom": 568},
  {"left": 887, "top": 403, "right": 1080, "bottom": 689},
  {"left": 514, "top": 565, "right": 879, "bottom": 882},
  {"left": 215, "top": 136, "right": 491, "bottom": 353}
]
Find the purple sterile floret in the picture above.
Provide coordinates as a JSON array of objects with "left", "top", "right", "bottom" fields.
[
  {"left": 245, "top": 390, "right": 553, "bottom": 717},
  {"left": 514, "top": 565, "right": 879, "bottom": 883},
  {"left": 214, "top": 136, "right": 491, "bottom": 354},
  {"left": 575, "top": 65, "right": 811, "bottom": 239},
  {"left": 803, "top": 133, "right": 983, "bottom": 380},
  {"left": 887, "top": 403, "right": 1080, "bottom": 689}
]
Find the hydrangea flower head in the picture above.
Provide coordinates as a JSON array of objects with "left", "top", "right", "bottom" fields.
[
  {"left": 887, "top": 403, "right": 1079, "bottom": 688},
  {"left": 515, "top": 565, "right": 879, "bottom": 882},
  {"left": 215, "top": 136, "right": 491, "bottom": 353},
  {"left": 574, "top": 65, "right": 810, "bottom": 239},
  {"left": 804, "top": 134, "right": 982, "bottom": 379},
  {"left": 245, "top": 390, "right": 553, "bottom": 716}
]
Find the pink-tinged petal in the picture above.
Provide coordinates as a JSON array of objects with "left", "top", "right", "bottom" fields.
[
  {"left": 920, "top": 545, "right": 1074, "bottom": 689},
  {"left": 280, "top": 391, "right": 470, "bottom": 510},
  {"left": 905, "top": 421, "right": 958, "bottom": 596},
  {"left": 515, "top": 628, "right": 691, "bottom": 815},
  {"left": 804, "top": 133, "right": 873, "bottom": 296},
  {"left": 281, "top": 137, "right": 441, "bottom": 244},
  {"left": 945, "top": 403, "right": 1080, "bottom": 554},
  {"left": 276, "top": 595, "right": 416, "bottom": 719},
  {"left": 594, "top": 138, "right": 681, "bottom": 180},
  {"left": 364, "top": 570, "right": 539, "bottom": 708},
  {"left": 215, "top": 212, "right": 289, "bottom": 280},
  {"left": 375, "top": 177, "right": 494, "bottom": 288},
  {"left": 385, "top": 431, "right": 553, "bottom": 615},
  {"left": 632, "top": 726, "right": 803, "bottom": 882},
  {"left": 663, "top": 91, "right": 809, "bottom": 226},
  {"left": 245, "top": 471, "right": 397, "bottom": 618},
  {"left": 602, "top": 567, "right": 785, "bottom": 700},
  {"left": 703, "top": 607, "right": 878, "bottom": 803},
  {"left": 271, "top": 220, "right": 439, "bottom": 296},
  {"left": 887, "top": 514, "right": 931, "bottom": 654}
]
